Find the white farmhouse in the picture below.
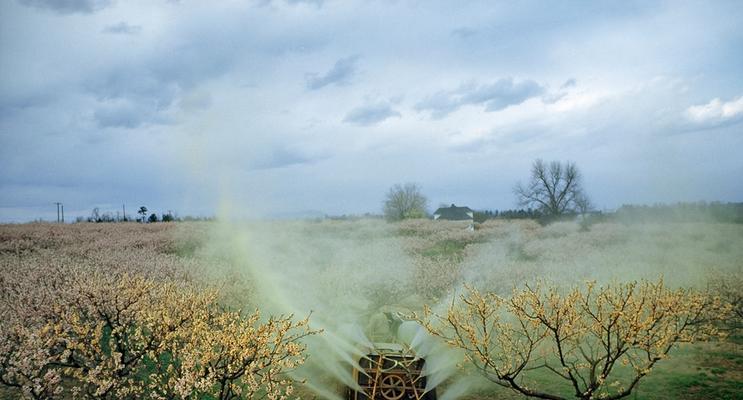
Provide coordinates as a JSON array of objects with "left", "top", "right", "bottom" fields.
[{"left": 433, "top": 204, "right": 474, "bottom": 226}]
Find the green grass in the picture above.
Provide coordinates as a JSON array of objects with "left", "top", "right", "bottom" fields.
[
  {"left": 444, "top": 342, "right": 743, "bottom": 400},
  {"left": 422, "top": 239, "right": 469, "bottom": 260},
  {"left": 665, "top": 371, "right": 742, "bottom": 400}
]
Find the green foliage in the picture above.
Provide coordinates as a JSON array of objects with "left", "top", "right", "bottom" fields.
[
  {"left": 422, "top": 239, "right": 468, "bottom": 261},
  {"left": 473, "top": 211, "right": 489, "bottom": 223}
]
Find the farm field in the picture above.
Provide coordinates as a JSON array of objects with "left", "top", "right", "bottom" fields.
[{"left": 1, "top": 219, "right": 741, "bottom": 399}]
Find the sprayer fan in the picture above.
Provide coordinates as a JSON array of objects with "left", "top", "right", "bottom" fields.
[{"left": 379, "top": 375, "right": 406, "bottom": 400}]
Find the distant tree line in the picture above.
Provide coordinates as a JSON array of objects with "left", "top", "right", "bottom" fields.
[
  {"left": 615, "top": 202, "right": 743, "bottom": 224},
  {"left": 473, "top": 209, "right": 545, "bottom": 222},
  {"left": 76, "top": 206, "right": 214, "bottom": 223},
  {"left": 324, "top": 213, "right": 384, "bottom": 221},
  {"left": 472, "top": 202, "right": 743, "bottom": 225}
]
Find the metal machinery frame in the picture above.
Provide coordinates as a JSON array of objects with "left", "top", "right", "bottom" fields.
[{"left": 348, "top": 343, "right": 436, "bottom": 400}]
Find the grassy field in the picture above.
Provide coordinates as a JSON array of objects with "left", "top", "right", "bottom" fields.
[{"left": 1, "top": 219, "right": 741, "bottom": 399}]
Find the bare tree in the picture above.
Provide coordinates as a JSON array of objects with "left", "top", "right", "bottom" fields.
[
  {"left": 574, "top": 192, "right": 593, "bottom": 216},
  {"left": 90, "top": 207, "right": 100, "bottom": 222},
  {"left": 383, "top": 183, "right": 428, "bottom": 221},
  {"left": 514, "top": 159, "right": 588, "bottom": 218}
]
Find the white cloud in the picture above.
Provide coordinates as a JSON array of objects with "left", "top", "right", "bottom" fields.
[
  {"left": 686, "top": 96, "right": 743, "bottom": 124},
  {"left": 548, "top": 90, "right": 607, "bottom": 113}
]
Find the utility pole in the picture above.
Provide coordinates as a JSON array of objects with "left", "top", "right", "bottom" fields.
[
  {"left": 54, "top": 202, "right": 62, "bottom": 223},
  {"left": 122, "top": 204, "right": 126, "bottom": 222},
  {"left": 61, "top": 204, "right": 64, "bottom": 223}
]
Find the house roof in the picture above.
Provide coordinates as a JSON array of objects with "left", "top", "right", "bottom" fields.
[{"left": 433, "top": 204, "right": 473, "bottom": 220}]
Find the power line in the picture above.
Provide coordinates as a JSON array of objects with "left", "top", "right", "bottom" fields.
[{"left": 53, "top": 202, "right": 62, "bottom": 223}]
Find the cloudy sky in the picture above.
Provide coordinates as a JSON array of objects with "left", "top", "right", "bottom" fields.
[{"left": 1, "top": 0, "right": 742, "bottom": 221}]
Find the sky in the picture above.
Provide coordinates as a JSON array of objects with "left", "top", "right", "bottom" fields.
[{"left": 1, "top": 0, "right": 742, "bottom": 222}]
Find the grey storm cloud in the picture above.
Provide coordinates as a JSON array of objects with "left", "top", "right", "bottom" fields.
[
  {"left": 343, "top": 102, "right": 401, "bottom": 126},
  {"left": 84, "top": 70, "right": 178, "bottom": 129},
  {"left": 250, "top": 147, "right": 324, "bottom": 170},
  {"left": 85, "top": 67, "right": 177, "bottom": 107},
  {"left": 82, "top": 31, "right": 241, "bottom": 127},
  {"left": 18, "top": 0, "right": 113, "bottom": 14},
  {"left": 542, "top": 78, "right": 578, "bottom": 104},
  {"left": 451, "top": 27, "right": 478, "bottom": 38},
  {"left": 94, "top": 106, "right": 143, "bottom": 129},
  {"left": 0, "top": 90, "right": 54, "bottom": 111},
  {"left": 93, "top": 100, "right": 171, "bottom": 129},
  {"left": 285, "top": 0, "right": 324, "bottom": 6},
  {"left": 85, "top": 42, "right": 231, "bottom": 103},
  {"left": 86, "top": 11, "right": 309, "bottom": 105},
  {"left": 102, "top": 22, "right": 142, "bottom": 35},
  {"left": 561, "top": 78, "right": 577, "bottom": 89},
  {"left": 305, "top": 56, "right": 359, "bottom": 90},
  {"left": 415, "top": 78, "right": 545, "bottom": 118}
]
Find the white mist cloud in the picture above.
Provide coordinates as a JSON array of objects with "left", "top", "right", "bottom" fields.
[{"left": 685, "top": 95, "right": 743, "bottom": 125}]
